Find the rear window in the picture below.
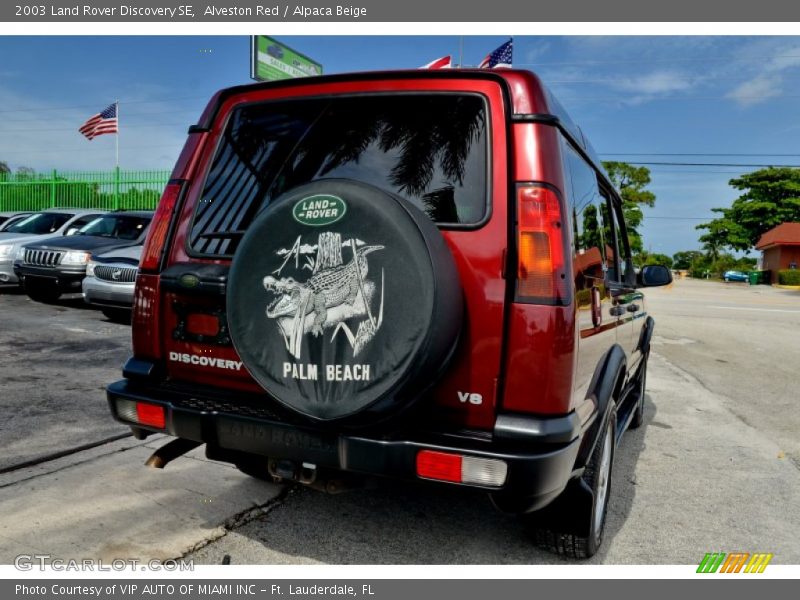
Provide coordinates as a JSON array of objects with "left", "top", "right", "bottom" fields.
[
  {"left": 77, "top": 214, "right": 151, "bottom": 241},
  {"left": 5, "top": 212, "right": 72, "bottom": 234},
  {"left": 189, "top": 93, "right": 488, "bottom": 256}
]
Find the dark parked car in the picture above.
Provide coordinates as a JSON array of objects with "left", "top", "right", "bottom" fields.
[
  {"left": 106, "top": 70, "right": 671, "bottom": 558},
  {"left": 18, "top": 211, "right": 152, "bottom": 302}
]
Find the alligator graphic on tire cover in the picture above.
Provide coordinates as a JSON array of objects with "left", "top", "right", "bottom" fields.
[{"left": 263, "top": 244, "right": 384, "bottom": 337}]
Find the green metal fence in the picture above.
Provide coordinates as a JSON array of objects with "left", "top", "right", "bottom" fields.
[{"left": 0, "top": 168, "right": 170, "bottom": 212}]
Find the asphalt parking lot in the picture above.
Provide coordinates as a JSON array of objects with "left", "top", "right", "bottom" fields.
[{"left": 0, "top": 279, "right": 798, "bottom": 564}]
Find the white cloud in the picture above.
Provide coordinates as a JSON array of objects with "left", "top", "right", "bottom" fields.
[
  {"left": 726, "top": 75, "right": 782, "bottom": 107},
  {"left": 724, "top": 39, "right": 800, "bottom": 107},
  {"left": 613, "top": 71, "right": 692, "bottom": 96}
]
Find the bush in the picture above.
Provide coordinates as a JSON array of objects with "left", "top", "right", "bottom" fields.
[{"left": 778, "top": 269, "right": 800, "bottom": 285}]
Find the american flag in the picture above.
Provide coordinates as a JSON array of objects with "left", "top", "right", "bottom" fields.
[
  {"left": 420, "top": 55, "right": 452, "bottom": 69},
  {"left": 79, "top": 103, "right": 118, "bottom": 140},
  {"left": 479, "top": 39, "right": 513, "bottom": 69}
]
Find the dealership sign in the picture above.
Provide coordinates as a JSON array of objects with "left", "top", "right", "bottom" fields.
[{"left": 250, "top": 35, "right": 323, "bottom": 81}]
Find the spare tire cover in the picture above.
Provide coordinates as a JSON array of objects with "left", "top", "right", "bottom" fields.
[{"left": 227, "top": 179, "right": 463, "bottom": 423}]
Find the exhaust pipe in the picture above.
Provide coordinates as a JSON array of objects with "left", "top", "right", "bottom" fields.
[{"left": 145, "top": 438, "right": 202, "bottom": 468}]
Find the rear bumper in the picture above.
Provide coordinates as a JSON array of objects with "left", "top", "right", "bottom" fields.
[{"left": 107, "top": 378, "right": 583, "bottom": 509}]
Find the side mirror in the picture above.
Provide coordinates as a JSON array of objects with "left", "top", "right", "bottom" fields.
[{"left": 638, "top": 264, "right": 673, "bottom": 287}]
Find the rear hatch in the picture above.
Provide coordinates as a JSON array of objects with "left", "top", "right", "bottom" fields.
[{"left": 154, "top": 75, "right": 510, "bottom": 432}]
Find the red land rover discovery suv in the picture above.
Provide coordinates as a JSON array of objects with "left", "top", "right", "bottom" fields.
[{"left": 107, "top": 69, "right": 672, "bottom": 558}]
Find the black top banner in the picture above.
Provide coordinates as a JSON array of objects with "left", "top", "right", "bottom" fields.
[{"left": 2, "top": 0, "right": 799, "bottom": 22}]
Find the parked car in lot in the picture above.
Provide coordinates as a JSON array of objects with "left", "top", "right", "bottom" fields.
[
  {"left": 0, "top": 209, "right": 106, "bottom": 285},
  {"left": 18, "top": 211, "right": 152, "bottom": 302},
  {"left": 0, "top": 211, "right": 32, "bottom": 231},
  {"left": 83, "top": 244, "right": 142, "bottom": 323},
  {"left": 723, "top": 270, "right": 749, "bottom": 282},
  {"left": 106, "top": 69, "right": 672, "bottom": 558}
]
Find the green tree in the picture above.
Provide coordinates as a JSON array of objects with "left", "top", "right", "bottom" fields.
[
  {"left": 602, "top": 161, "right": 657, "bottom": 254},
  {"left": 15, "top": 166, "right": 35, "bottom": 181},
  {"left": 644, "top": 253, "right": 673, "bottom": 269},
  {"left": 0, "top": 161, "right": 9, "bottom": 175},
  {"left": 697, "top": 167, "right": 800, "bottom": 251},
  {"left": 672, "top": 250, "right": 704, "bottom": 270},
  {"left": 580, "top": 204, "right": 603, "bottom": 251}
]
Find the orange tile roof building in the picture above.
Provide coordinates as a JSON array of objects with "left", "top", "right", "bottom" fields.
[{"left": 755, "top": 223, "right": 800, "bottom": 283}]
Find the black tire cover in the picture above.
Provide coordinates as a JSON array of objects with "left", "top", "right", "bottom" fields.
[{"left": 227, "top": 179, "right": 463, "bottom": 424}]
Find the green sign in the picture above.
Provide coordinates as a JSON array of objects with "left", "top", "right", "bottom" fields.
[
  {"left": 250, "top": 35, "right": 323, "bottom": 82},
  {"left": 293, "top": 195, "right": 347, "bottom": 227}
]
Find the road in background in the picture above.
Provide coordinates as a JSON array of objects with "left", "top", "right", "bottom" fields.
[{"left": 646, "top": 278, "right": 800, "bottom": 469}]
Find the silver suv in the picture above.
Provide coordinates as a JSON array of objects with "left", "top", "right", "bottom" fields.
[{"left": 0, "top": 209, "right": 106, "bottom": 285}]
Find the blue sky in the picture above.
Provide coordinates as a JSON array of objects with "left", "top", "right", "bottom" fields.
[{"left": 2, "top": 35, "right": 800, "bottom": 255}]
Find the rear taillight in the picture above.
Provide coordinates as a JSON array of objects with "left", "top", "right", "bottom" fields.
[
  {"left": 116, "top": 399, "right": 166, "bottom": 430},
  {"left": 515, "top": 184, "right": 570, "bottom": 305},
  {"left": 131, "top": 273, "right": 162, "bottom": 359},
  {"left": 416, "top": 450, "right": 508, "bottom": 487},
  {"left": 140, "top": 182, "right": 182, "bottom": 273}
]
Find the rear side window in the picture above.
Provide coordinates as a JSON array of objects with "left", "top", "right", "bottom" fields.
[
  {"left": 5, "top": 212, "right": 72, "bottom": 234},
  {"left": 189, "top": 93, "right": 488, "bottom": 256},
  {"left": 77, "top": 215, "right": 151, "bottom": 240}
]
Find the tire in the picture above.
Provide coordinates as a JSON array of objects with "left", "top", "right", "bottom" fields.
[
  {"left": 526, "top": 409, "right": 617, "bottom": 559},
  {"left": 24, "top": 279, "right": 61, "bottom": 303},
  {"left": 629, "top": 350, "right": 648, "bottom": 430},
  {"left": 226, "top": 179, "right": 463, "bottom": 426},
  {"left": 101, "top": 307, "right": 132, "bottom": 324}
]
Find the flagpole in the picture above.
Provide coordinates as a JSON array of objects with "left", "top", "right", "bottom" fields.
[
  {"left": 115, "top": 100, "right": 119, "bottom": 169},
  {"left": 114, "top": 100, "right": 120, "bottom": 210},
  {"left": 458, "top": 36, "right": 463, "bottom": 68}
]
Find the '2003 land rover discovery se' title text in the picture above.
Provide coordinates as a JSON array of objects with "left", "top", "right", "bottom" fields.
[{"left": 107, "top": 70, "right": 672, "bottom": 558}]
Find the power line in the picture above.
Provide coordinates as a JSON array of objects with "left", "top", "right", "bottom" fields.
[
  {"left": 0, "top": 96, "right": 209, "bottom": 115},
  {"left": 642, "top": 216, "right": 710, "bottom": 220},
  {"left": 0, "top": 123, "right": 188, "bottom": 134},
  {"left": 625, "top": 161, "right": 800, "bottom": 168},
  {"left": 559, "top": 93, "right": 800, "bottom": 101},
  {"left": 517, "top": 53, "right": 800, "bottom": 67},
  {"left": 0, "top": 107, "right": 205, "bottom": 125},
  {"left": 601, "top": 153, "right": 800, "bottom": 157}
]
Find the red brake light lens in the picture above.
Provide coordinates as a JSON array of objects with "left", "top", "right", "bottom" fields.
[
  {"left": 416, "top": 450, "right": 463, "bottom": 483},
  {"left": 516, "top": 184, "right": 570, "bottom": 304},
  {"left": 135, "top": 402, "right": 166, "bottom": 429},
  {"left": 140, "top": 182, "right": 182, "bottom": 273}
]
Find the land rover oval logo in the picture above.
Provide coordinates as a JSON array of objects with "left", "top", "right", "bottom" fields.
[
  {"left": 292, "top": 195, "right": 346, "bottom": 227},
  {"left": 179, "top": 273, "right": 200, "bottom": 288}
]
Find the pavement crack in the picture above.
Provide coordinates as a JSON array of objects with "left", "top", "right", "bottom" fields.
[
  {"left": 175, "top": 484, "right": 295, "bottom": 560},
  {"left": 788, "top": 454, "right": 800, "bottom": 473}
]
